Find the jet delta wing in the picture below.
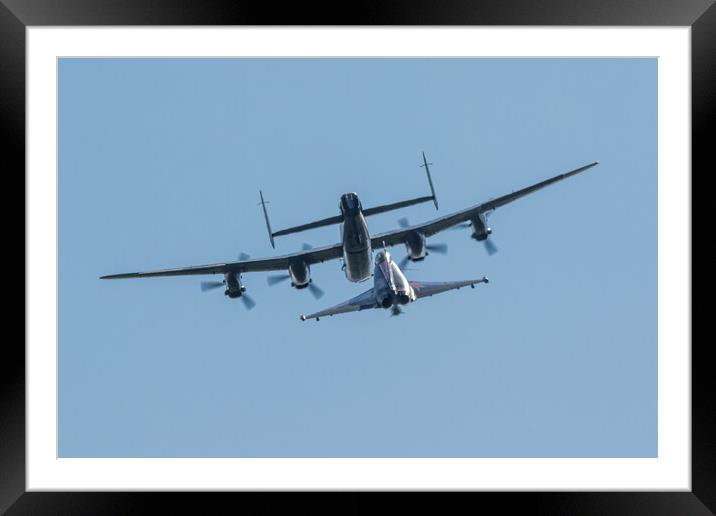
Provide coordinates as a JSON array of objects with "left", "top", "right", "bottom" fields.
[
  {"left": 299, "top": 288, "right": 378, "bottom": 321},
  {"left": 299, "top": 249, "right": 489, "bottom": 321},
  {"left": 299, "top": 277, "right": 489, "bottom": 321}
]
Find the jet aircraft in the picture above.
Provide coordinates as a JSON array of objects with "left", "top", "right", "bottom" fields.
[
  {"left": 100, "top": 158, "right": 599, "bottom": 305},
  {"left": 299, "top": 249, "right": 488, "bottom": 321}
]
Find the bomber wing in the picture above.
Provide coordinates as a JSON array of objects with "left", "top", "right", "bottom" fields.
[
  {"left": 410, "top": 276, "right": 489, "bottom": 299},
  {"left": 299, "top": 288, "right": 377, "bottom": 321},
  {"left": 370, "top": 161, "right": 599, "bottom": 249},
  {"left": 100, "top": 242, "right": 343, "bottom": 280}
]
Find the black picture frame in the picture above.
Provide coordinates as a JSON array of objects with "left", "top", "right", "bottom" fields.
[{"left": 6, "top": 1, "right": 708, "bottom": 514}]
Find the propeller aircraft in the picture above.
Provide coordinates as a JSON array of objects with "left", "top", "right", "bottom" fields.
[{"left": 100, "top": 156, "right": 599, "bottom": 309}]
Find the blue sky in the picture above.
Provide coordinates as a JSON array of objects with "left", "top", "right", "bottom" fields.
[{"left": 58, "top": 58, "right": 657, "bottom": 457}]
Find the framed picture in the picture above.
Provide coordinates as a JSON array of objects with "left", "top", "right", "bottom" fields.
[{"left": 8, "top": 0, "right": 706, "bottom": 513}]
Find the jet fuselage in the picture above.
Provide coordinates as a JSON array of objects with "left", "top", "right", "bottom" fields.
[{"left": 372, "top": 250, "right": 416, "bottom": 308}]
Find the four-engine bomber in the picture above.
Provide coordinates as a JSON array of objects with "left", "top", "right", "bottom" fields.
[{"left": 100, "top": 156, "right": 599, "bottom": 316}]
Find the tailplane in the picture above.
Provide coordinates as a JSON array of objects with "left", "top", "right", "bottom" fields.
[
  {"left": 265, "top": 153, "right": 440, "bottom": 244},
  {"left": 361, "top": 152, "right": 439, "bottom": 216}
]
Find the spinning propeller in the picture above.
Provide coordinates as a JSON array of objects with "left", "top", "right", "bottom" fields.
[
  {"left": 483, "top": 238, "right": 498, "bottom": 256},
  {"left": 200, "top": 281, "right": 223, "bottom": 292},
  {"left": 397, "top": 217, "right": 448, "bottom": 267},
  {"left": 451, "top": 217, "right": 499, "bottom": 256},
  {"left": 266, "top": 274, "right": 325, "bottom": 299},
  {"left": 199, "top": 251, "right": 256, "bottom": 309},
  {"left": 200, "top": 279, "right": 256, "bottom": 309},
  {"left": 238, "top": 293, "right": 257, "bottom": 310},
  {"left": 266, "top": 243, "right": 325, "bottom": 299}
]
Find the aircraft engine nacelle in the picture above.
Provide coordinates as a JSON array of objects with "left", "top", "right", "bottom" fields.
[
  {"left": 404, "top": 231, "right": 427, "bottom": 261},
  {"left": 224, "top": 271, "right": 245, "bottom": 298},
  {"left": 288, "top": 261, "right": 310, "bottom": 289},
  {"left": 470, "top": 213, "right": 492, "bottom": 241}
]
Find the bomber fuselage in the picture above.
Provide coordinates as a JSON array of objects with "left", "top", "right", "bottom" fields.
[{"left": 339, "top": 192, "right": 372, "bottom": 282}]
